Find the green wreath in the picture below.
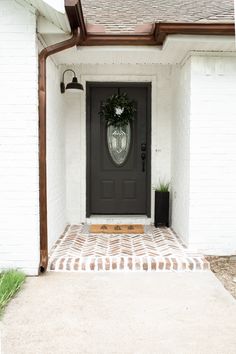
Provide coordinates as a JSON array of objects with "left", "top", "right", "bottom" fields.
[{"left": 99, "top": 92, "right": 136, "bottom": 128}]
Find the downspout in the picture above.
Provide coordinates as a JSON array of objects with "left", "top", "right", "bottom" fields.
[{"left": 39, "top": 29, "right": 81, "bottom": 273}]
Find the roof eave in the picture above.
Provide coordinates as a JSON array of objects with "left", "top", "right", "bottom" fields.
[
  {"left": 154, "top": 22, "right": 235, "bottom": 45},
  {"left": 64, "top": 1, "right": 235, "bottom": 46}
]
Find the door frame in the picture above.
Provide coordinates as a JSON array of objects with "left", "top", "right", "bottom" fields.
[{"left": 86, "top": 82, "right": 151, "bottom": 217}]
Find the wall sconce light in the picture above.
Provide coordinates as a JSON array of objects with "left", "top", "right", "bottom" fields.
[{"left": 60, "top": 69, "right": 84, "bottom": 94}]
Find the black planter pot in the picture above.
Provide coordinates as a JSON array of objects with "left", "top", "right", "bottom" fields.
[{"left": 154, "top": 191, "right": 169, "bottom": 227}]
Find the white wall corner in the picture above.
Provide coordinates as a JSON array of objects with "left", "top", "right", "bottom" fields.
[
  {"left": 188, "top": 54, "right": 236, "bottom": 254},
  {"left": 171, "top": 59, "right": 191, "bottom": 245}
]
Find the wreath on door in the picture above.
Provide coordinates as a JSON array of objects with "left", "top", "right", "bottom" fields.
[{"left": 99, "top": 92, "right": 136, "bottom": 128}]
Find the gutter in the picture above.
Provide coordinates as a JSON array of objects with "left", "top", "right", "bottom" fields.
[
  {"left": 38, "top": 28, "right": 81, "bottom": 272},
  {"left": 65, "top": 0, "right": 87, "bottom": 39},
  {"left": 154, "top": 22, "right": 235, "bottom": 46},
  {"left": 82, "top": 22, "right": 235, "bottom": 46}
]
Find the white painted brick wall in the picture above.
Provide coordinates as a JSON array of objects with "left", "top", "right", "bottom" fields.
[
  {"left": 172, "top": 54, "right": 236, "bottom": 254},
  {"left": 0, "top": 0, "right": 39, "bottom": 274},
  {"left": 189, "top": 55, "right": 236, "bottom": 254},
  {"left": 46, "top": 59, "right": 67, "bottom": 249},
  {"left": 171, "top": 61, "right": 191, "bottom": 244},
  {"left": 1, "top": 2, "right": 232, "bottom": 269},
  {"left": 64, "top": 64, "right": 172, "bottom": 223}
]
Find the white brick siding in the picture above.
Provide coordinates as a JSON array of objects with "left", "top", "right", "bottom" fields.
[
  {"left": 171, "top": 54, "right": 236, "bottom": 254},
  {"left": 189, "top": 55, "right": 236, "bottom": 254},
  {"left": 0, "top": 0, "right": 235, "bottom": 268},
  {"left": 0, "top": 0, "right": 39, "bottom": 274}
]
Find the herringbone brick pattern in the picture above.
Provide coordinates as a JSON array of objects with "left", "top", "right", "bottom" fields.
[{"left": 48, "top": 225, "right": 209, "bottom": 272}]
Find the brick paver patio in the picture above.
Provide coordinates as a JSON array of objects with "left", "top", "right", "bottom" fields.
[{"left": 48, "top": 225, "right": 209, "bottom": 272}]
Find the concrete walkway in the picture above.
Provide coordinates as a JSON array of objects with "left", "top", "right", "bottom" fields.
[{"left": 1, "top": 272, "right": 236, "bottom": 354}]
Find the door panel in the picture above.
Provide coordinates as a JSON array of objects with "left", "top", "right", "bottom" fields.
[{"left": 87, "top": 83, "right": 151, "bottom": 215}]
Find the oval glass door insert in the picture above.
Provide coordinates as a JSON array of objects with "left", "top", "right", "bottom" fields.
[{"left": 107, "top": 123, "right": 131, "bottom": 165}]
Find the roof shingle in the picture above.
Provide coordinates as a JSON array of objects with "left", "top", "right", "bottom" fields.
[{"left": 81, "top": 0, "right": 234, "bottom": 33}]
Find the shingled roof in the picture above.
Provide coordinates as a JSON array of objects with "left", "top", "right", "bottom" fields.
[{"left": 81, "top": 0, "right": 234, "bottom": 33}]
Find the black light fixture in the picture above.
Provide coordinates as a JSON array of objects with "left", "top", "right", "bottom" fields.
[{"left": 60, "top": 69, "right": 84, "bottom": 94}]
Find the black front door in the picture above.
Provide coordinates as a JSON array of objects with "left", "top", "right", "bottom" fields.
[{"left": 86, "top": 82, "right": 151, "bottom": 216}]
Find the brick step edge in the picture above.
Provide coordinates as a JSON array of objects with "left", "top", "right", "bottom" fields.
[{"left": 48, "top": 256, "right": 210, "bottom": 272}]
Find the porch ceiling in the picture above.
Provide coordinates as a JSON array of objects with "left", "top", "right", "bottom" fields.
[{"left": 41, "top": 34, "right": 236, "bottom": 65}]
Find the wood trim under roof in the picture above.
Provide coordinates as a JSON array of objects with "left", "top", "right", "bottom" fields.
[
  {"left": 154, "top": 22, "right": 235, "bottom": 46},
  {"left": 64, "top": 0, "right": 235, "bottom": 46}
]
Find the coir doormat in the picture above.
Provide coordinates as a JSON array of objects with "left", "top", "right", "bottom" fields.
[{"left": 89, "top": 224, "right": 144, "bottom": 234}]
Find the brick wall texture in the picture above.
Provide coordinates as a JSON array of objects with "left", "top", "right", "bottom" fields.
[
  {"left": 0, "top": 1, "right": 39, "bottom": 274},
  {"left": 172, "top": 55, "right": 236, "bottom": 254},
  {"left": 188, "top": 55, "right": 236, "bottom": 254}
]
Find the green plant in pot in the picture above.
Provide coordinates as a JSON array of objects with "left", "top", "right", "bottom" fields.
[{"left": 154, "top": 180, "right": 170, "bottom": 227}]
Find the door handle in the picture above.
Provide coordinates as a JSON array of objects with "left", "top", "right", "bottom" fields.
[
  {"left": 141, "top": 143, "right": 146, "bottom": 151},
  {"left": 141, "top": 152, "right": 146, "bottom": 172}
]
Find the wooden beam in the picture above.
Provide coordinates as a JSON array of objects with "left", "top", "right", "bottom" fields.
[
  {"left": 154, "top": 22, "right": 235, "bottom": 45},
  {"left": 83, "top": 34, "right": 157, "bottom": 46},
  {"left": 79, "top": 22, "right": 235, "bottom": 46}
]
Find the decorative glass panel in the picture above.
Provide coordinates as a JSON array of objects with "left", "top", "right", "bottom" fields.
[{"left": 107, "top": 123, "right": 131, "bottom": 165}]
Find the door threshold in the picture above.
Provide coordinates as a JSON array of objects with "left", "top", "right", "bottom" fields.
[{"left": 86, "top": 215, "right": 152, "bottom": 225}]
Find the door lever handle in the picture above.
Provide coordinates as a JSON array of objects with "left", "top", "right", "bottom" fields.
[
  {"left": 141, "top": 143, "right": 146, "bottom": 151},
  {"left": 141, "top": 152, "right": 146, "bottom": 172}
]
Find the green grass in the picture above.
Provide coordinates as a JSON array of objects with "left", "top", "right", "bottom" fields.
[
  {"left": 154, "top": 180, "right": 170, "bottom": 192},
  {"left": 0, "top": 270, "right": 26, "bottom": 317}
]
